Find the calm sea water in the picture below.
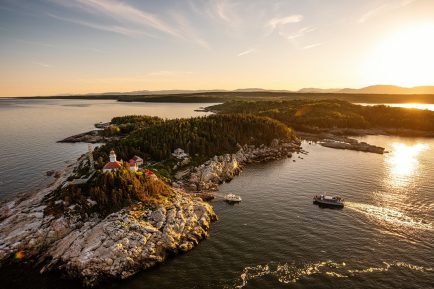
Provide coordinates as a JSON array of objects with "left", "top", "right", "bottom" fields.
[
  {"left": 0, "top": 99, "right": 433, "bottom": 289},
  {"left": 357, "top": 102, "right": 434, "bottom": 111}
]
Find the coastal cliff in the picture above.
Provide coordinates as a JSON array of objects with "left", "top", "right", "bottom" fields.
[
  {"left": 174, "top": 140, "right": 301, "bottom": 192},
  {"left": 0, "top": 163, "right": 216, "bottom": 287}
]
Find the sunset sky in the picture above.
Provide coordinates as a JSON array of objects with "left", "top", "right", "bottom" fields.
[{"left": 1, "top": 0, "right": 434, "bottom": 97}]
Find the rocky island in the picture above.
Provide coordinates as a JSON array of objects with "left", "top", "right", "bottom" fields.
[{"left": 0, "top": 113, "right": 301, "bottom": 286}]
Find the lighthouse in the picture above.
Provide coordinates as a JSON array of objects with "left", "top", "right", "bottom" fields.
[
  {"left": 103, "top": 150, "right": 122, "bottom": 172},
  {"left": 109, "top": 150, "right": 117, "bottom": 162}
]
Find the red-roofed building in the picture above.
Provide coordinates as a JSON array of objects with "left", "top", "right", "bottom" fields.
[
  {"left": 145, "top": 169, "right": 157, "bottom": 179},
  {"left": 128, "top": 159, "right": 138, "bottom": 172},
  {"left": 131, "top": 155, "right": 143, "bottom": 166},
  {"left": 103, "top": 150, "right": 122, "bottom": 173}
]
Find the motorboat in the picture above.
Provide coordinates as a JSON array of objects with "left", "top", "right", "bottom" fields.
[
  {"left": 313, "top": 194, "right": 344, "bottom": 208},
  {"left": 224, "top": 193, "right": 242, "bottom": 203},
  {"left": 94, "top": 122, "right": 110, "bottom": 129}
]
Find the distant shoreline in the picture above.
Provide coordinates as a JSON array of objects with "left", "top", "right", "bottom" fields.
[{"left": 14, "top": 91, "right": 434, "bottom": 104}]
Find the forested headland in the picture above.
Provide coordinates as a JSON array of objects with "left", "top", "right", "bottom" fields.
[
  {"left": 207, "top": 100, "right": 434, "bottom": 133},
  {"left": 94, "top": 114, "right": 296, "bottom": 165}
]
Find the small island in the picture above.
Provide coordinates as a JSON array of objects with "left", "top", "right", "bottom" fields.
[{"left": 0, "top": 113, "right": 301, "bottom": 287}]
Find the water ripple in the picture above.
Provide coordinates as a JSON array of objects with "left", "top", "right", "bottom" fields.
[
  {"left": 229, "top": 260, "right": 433, "bottom": 289},
  {"left": 346, "top": 201, "right": 433, "bottom": 232}
]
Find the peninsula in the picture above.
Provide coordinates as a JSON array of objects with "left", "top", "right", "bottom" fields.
[{"left": 0, "top": 113, "right": 301, "bottom": 286}]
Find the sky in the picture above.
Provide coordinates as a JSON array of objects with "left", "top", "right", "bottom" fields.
[{"left": 1, "top": 0, "right": 434, "bottom": 97}]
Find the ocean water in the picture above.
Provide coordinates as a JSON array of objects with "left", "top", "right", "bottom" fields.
[
  {"left": 0, "top": 99, "right": 433, "bottom": 289},
  {"left": 357, "top": 102, "right": 434, "bottom": 111}
]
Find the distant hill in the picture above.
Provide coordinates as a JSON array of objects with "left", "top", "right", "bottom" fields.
[
  {"left": 234, "top": 88, "right": 292, "bottom": 93},
  {"left": 52, "top": 85, "right": 434, "bottom": 97},
  {"left": 84, "top": 89, "right": 228, "bottom": 96},
  {"left": 298, "top": 85, "right": 434, "bottom": 94},
  {"left": 339, "top": 85, "right": 434, "bottom": 94},
  {"left": 83, "top": 88, "right": 293, "bottom": 96},
  {"left": 298, "top": 88, "right": 342, "bottom": 93}
]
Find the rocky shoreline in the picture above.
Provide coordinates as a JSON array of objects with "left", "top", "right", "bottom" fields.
[
  {"left": 0, "top": 139, "right": 301, "bottom": 287},
  {"left": 173, "top": 139, "right": 302, "bottom": 192},
  {"left": 297, "top": 132, "right": 386, "bottom": 154},
  {"left": 0, "top": 157, "right": 216, "bottom": 287},
  {"left": 58, "top": 130, "right": 119, "bottom": 143}
]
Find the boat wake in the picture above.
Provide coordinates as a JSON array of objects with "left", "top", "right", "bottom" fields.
[
  {"left": 345, "top": 201, "right": 433, "bottom": 232},
  {"left": 228, "top": 261, "right": 433, "bottom": 288}
]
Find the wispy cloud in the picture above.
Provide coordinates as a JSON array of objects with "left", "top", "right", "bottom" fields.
[
  {"left": 190, "top": 0, "right": 239, "bottom": 24},
  {"left": 214, "top": 0, "right": 231, "bottom": 22},
  {"left": 49, "top": 0, "right": 208, "bottom": 46},
  {"left": 266, "top": 15, "right": 304, "bottom": 31},
  {"left": 283, "top": 26, "right": 316, "bottom": 40},
  {"left": 169, "top": 11, "right": 209, "bottom": 48},
  {"left": 303, "top": 43, "right": 323, "bottom": 50},
  {"left": 33, "top": 61, "right": 52, "bottom": 68},
  {"left": 47, "top": 12, "right": 145, "bottom": 38},
  {"left": 358, "top": 0, "right": 417, "bottom": 23},
  {"left": 237, "top": 48, "right": 255, "bottom": 57},
  {"left": 75, "top": 0, "right": 181, "bottom": 37}
]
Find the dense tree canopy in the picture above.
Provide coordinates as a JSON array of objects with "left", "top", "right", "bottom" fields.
[
  {"left": 94, "top": 114, "right": 295, "bottom": 164},
  {"left": 208, "top": 100, "right": 434, "bottom": 132},
  {"left": 107, "top": 115, "right": 164, "bottom": 135}
]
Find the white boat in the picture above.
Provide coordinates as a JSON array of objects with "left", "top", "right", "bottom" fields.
[
  {"left": 224, "top": 193, "right": 242, "bottom": 203},
  {"left": 313, "top": 194, "right": 344, "bottom": 208}
]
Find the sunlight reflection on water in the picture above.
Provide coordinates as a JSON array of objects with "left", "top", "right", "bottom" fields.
[
  {"left": 357, "top": 103, "right": 434, "bottom": 111},
  {"left": 345, "top": 141, "right": 433, "bottom": 242},
  {"left": 385, "top": 143, "right": 428, "bottom": 188}
]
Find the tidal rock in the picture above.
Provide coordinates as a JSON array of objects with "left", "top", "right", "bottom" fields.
[{"left": 320, "top": 140, "right": 385, "bottom": 154}]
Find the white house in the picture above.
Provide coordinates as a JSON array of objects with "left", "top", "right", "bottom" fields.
[
  {"left": 131, "top": 155, "right": 144, "bottom": 167},
  {"left": 172, "top": 148, "right": 189, "bottom": 159}
]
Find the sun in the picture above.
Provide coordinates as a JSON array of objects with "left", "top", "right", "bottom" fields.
[{"left": 362, "top": 23, "right": 434, "bottom": 87}]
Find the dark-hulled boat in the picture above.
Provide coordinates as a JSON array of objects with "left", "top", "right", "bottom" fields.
[{"left": 313, "top": 194, "right": 344, "bottom": 208}]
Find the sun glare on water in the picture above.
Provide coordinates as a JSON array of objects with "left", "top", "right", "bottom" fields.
[
  {"left": 346, "top": 142, "right": 432, "bottom": 239},
  {"left": 386, "top": 143, "right": 428, "bottom": 188},
  {"left": 363, "top": 23, "right": 434, "bottom": 87}
]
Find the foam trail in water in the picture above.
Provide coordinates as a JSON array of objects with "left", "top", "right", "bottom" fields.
[
  {"left": 229, "top": 261, "right": 433, "bottom": 288},
  {"left": 230, "top": 261, "right": 346, "bottom": 288},
  {"left": 347, "top": 261, "right": 433, "bottom": 274},
  {"left": 345, "top": 201, "right": 433, "bottom": 231}
]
